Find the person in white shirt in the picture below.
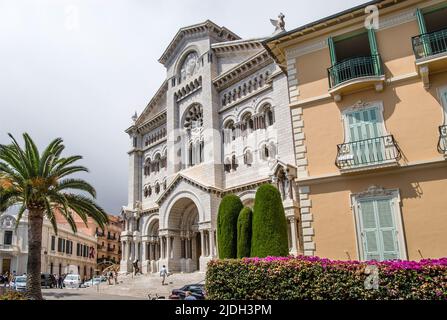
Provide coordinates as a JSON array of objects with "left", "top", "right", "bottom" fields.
[{"left": 160, "top": 265, "right": 168, "bottom": 285}]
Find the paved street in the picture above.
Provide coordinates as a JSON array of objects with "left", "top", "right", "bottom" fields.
[
  {"left": 42, "top": 272, "right": 206, "bottom": 300},
  {"left": 43, "top": 288, "right": 145, "bottom": 300}
]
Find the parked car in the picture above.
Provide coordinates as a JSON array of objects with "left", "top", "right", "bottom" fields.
[
  {"left": 41, "top": 273, "right": 57, "bottom": 288},
  {"left": 63, "top": 274, "right": 81, "bottom": 288},
  {"left": 83, "top": 276, "right": 102, "bottom": 287},
  {"left": 11, "top": 276, "right": 27, "bottom": 292},
  {"left": 169, "top": 284, "right": 205, "bottom": 300}
]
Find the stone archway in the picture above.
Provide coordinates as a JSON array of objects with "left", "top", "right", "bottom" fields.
[{"left": 163, "top": 197, "right": 203, "bottom": 273}]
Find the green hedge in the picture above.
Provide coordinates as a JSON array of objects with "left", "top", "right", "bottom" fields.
[
  {"left": 217, "top": 194, "right": 243, "bottom": 259},
  {"left": 237, "top": 207, "right": 252, "bottom": 259},
  {"left": 251, "top": 184, "right": 288, "bottom": 258},
  {"left": 205, "top": 256, "right": 447, "bottom": 300}
]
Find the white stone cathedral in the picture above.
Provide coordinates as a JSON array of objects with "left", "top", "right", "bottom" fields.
[{"left": 120, "top": 20, "right": 300, "bottom": 274}]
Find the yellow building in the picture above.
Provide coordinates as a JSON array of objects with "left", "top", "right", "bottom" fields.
[
  {"left": 95, "top": 215, "right": 123, "bottom": 272},
  {"left": 264, "top": 0, "right": 447, "bottom": 261}
]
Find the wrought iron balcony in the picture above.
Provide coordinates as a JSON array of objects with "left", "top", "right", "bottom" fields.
[
  {"left": 412, "top": 28, "right": 447, "bottom": 60},
  {"left": 335, "top": 135, "right": 401, "bottom": 170},
  {"left": 328, "top": 54, "right": 383, "bottom": 88},
  {"left": 438, "top": 125, "right": 447, "bottom": 154}
]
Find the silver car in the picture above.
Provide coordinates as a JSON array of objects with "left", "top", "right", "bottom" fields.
[{"left": 11, "top": 276, "right": 27, "bottom": 292}]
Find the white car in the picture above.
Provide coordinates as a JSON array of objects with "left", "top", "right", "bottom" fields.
[
  {"left": 83, "top": 277, "right": 102, "bottom": 287},
  {"left": 63, "top": 274, "right": 81, "bottom": 288},
  {"left": 12, "top": 276, "right": 27, "bottom": 292}
]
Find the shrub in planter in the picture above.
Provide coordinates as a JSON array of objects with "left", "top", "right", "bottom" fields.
[
  {"left": 217, "top": 194, "right": 243, "bottom": 259},
  {"left": 205, "top": 256, "right": 447, "bottom": 300},
  {"left": 237, "top": 207, "right": 252, "bottom": 259},
  {"left": 251, "top": 184, "right": 288, "bottom": 258}
]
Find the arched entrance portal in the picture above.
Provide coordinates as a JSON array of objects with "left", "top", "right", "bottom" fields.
[
  {"left": 143, "top": 219, "right": 161, "bottom": 274},
  {"left": 164, "top": 197, "right": 202, "bottom": 273}
]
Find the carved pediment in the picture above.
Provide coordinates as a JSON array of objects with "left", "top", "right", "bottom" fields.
[{"left": 355, "top": 185, "right": 395, "bottom": 198}]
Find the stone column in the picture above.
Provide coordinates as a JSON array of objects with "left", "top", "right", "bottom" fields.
[
  {"left": 127, "top": 241, "right": 131, "bottom": 261},
  {"left": 289, "top": 217, "right": 298, "bottom": 256},
  {"left": 200, "top": 231, "right": 205, "bottom": 258},
  {"left": 210, "top": 230, "right": 215, "bottom": 257},
  {"left": 167, "top": 236, "right": 171, "bottom": 259},
  {"left": 122, "top": 241, "right": 126, "bottom": 261}
]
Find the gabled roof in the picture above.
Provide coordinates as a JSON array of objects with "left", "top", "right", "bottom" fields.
[{"left": 158, "top": 20, "right": 240, "bottom": 66}]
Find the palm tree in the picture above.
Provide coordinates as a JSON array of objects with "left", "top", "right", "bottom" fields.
[{"left": 0, "top": 133, "right": 108, "bottom": 300}]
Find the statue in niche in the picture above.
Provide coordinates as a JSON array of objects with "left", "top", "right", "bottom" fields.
[{"left": 270, "top": 13, "right": 286, "bottom": 35}]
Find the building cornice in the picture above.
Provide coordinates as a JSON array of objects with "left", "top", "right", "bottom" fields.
[
  {"left": 211, "top": 38, "right": 266, "bottom": 54},
  {"left": 213, "top": 50, "right": 274, "bottom": 91}
]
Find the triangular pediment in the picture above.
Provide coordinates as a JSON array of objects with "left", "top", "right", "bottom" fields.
[
  {"left": 158, "top": 20, "right": 240, "bottom": 66},
  {"left": 156, "top": 173, "right": 222, "bottom": 206}
]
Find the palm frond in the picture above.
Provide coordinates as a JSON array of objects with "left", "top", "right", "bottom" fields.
[
  {"left": 23, "top": 133, "right": 40, "bottom": 177},
  {"left": 14, "top": 205, "right": 27, "bottom": 230},
  {"left": 54, "top": 179, "right": 97, "bottom": 198}
]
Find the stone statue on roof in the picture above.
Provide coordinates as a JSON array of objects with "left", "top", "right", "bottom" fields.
[{"left": 270, "top": 13, "right": 286, "bottom": 35}]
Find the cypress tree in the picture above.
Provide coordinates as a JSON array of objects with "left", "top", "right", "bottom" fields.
[
  {"left": 217, "top": 194, "right": 243, "bottom": 259},
  {"left": 251, "top": 184, "right": 289, "bottom": 258},
  {"left": 237, "top": 207, "right": 252, "bottom": 259}
]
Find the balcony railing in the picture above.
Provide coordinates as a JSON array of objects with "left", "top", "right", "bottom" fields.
[
  {"left": 438, "top": 125, "right": 447, "bottom": 154},
  {"left": 328, "top": 54, "right": 383, "bottom": 88},
  {"left": 335, "top": 135, "right": 401, "bottom": 170},
  {"left": 412, "top": 28, "right": 447, "bottom": 60}
]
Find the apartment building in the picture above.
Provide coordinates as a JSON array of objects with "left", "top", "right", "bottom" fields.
[{"left": 264, "top": 0, "right": 447, "bottom": 261}]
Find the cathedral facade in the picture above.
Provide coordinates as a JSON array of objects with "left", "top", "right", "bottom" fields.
[{"left": 120, "top": 20, "right": 300, "bottom": 274}]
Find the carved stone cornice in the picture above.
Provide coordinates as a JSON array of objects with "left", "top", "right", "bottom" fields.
[
  {"left": 136, "top": 111, "right": 167, "bottom": 135},
  {"left": 212, "top": 38, "right": 266, "bottom": 54},
  {"left": 213, "top": 50, "right": 274, "bottom": 91},
  {"left": 353, "top": 185, "right": 396, "bottom": 199}
]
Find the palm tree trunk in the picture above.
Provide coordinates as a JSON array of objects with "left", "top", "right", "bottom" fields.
[{"left": 26, "top": 209, "right": 43, "bottom": 300}]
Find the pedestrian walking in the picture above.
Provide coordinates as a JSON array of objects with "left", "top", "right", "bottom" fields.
[
  {"left": 160, "top": 265, "right": 169, "bottom": 286},
  {"left": 58, "top": 274, "right": 64, "bottom": 289},
  {"left": 113, "top": 271, "right": 118, "bottom": 285}
]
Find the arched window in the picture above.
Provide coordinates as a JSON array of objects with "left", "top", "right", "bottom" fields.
[
  {"left": 154, "top": 154, "right": 161, "bottom": 173},
  {"left": 224, "top": 121, "right": 236, "bottom": 143},
  {"left": 263, "top": 145, "right": 269, "bottom": 160},
  {"left": 241, "top": 113, "right": 254, "bottom": 136},
  {"left": 231, "top": 155, "right": 238, "bottom": 172},
  {"left": 144, "top": 158, "right": 151, "bottom": 176},
  {"left": 260, "top": 104, "right": 274, "bottom": 128},
  {"left": 163, "top": 180, "right": 167, "bottom": 191},
  {"left": 244, "top": 150, "right": 253, "bottom": 167},
  {"left": 155, "top": 183, "right": 160, "bottom": 194},
  {"left": 224, "top": 158, "right": 231, "bottom": 173}
]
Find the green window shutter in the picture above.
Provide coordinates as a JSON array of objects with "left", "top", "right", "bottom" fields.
[
  {"left": 376, "top": 199, "right": 399, "bottom": 260},
  {"left": 346, "top": 107, "right": 384, "bottom": 166},
  {"left": 359, "top": 201, "right": 381, "bottom": 261},
  {"left": 328, "top": 37, "right": 337, "bottom": 65},
  {"left": 416, "top": 8, "right": 427, "bottom": 34},
  {"left": 367, "top": 29, "right": 381, "bottom": 75},
  {"left": 359, "top": 198, "right": 400, "bottom": 261},
  {"left": 415, "top": 8, "right": 431, "bottom": 57}
]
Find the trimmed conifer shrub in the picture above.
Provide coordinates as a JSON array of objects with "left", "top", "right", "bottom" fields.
[
  {"left": 237, "top": 207, "right": 252, "bottom": 259},
  {"left": 217, "top": 194, "right": 243, "bottom": 259},
  {"left": 251, "top": 184, "right": 289, "bottom": 258}
]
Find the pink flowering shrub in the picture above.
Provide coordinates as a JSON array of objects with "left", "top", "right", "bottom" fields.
[{"left": 205, "top": 256, "right": 447, "bottom": 300}]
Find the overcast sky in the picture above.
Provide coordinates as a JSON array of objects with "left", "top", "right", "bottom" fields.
[{"left": 0, "top": 0, "right": 366, "bottom": 215}]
